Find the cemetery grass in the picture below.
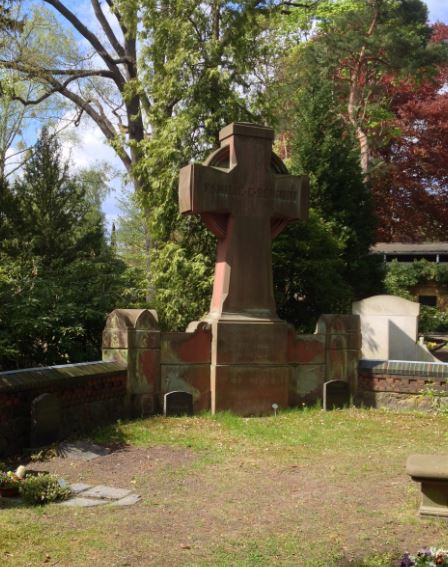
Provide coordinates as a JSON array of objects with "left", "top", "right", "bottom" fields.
[{"left": 2, "top": 408, "right": 448, "bottom": 567}]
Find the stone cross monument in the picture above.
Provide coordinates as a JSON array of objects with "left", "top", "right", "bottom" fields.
[{"left": 179, "top": 122, "right": 309, "bottom": 414}]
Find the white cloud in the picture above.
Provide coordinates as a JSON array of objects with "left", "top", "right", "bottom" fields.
[{"left": 58, "top": 113, "right": 127, "bottom": 226}]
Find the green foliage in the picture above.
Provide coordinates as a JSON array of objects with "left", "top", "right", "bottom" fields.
[
  {"left": 149, "top": 238, "right": 214, "bottom": 331},
  {"left": 19, "top": 474, "right": 71, "bottom": 506},
  {"left": 384, "top": 260, "right": 448, "bottom": 332},
  {"left": 0, "top": 131, "right": 132, "bottom": 370},
  {"left": 273, "top": 211, "right": 352, "bottom": 332},
  {"left": 269, "top": 52, "right": 382, "bottom": 331}
]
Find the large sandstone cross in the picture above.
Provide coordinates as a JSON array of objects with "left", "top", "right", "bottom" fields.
[{"left": 179, "top": 123, "right": 309, "bottom": 320}]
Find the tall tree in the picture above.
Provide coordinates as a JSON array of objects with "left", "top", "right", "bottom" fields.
[
  {"left": 0, "top": 131, "right": 130, "bottom": 370},
  {"left": 279, "top": 0, "right": 442, "bottom": 178},
  {"left": 372, "top": 23, "right": 448, "bottom": 241}
]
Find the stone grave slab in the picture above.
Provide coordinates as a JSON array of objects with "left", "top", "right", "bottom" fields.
[
  {"left": 82, "top": 485, "right": 132, "bottom": 500},
  {"left": 30, "top": 393, "right": 61, "bottom": 448},
  {"left": 164, "top": 391, "right": 194, "bottom": 417},
  {"left": 111, "top": 494, "right": 142, "bottom": 506},
  {"left": 63, "top": 497, "right": 106, "bottom": 508},
  {"left": 70, "top": 483, "right": 93, "bottom": 494},
  {"left": 323, "top": 380, "right": 350, "bottom": 410},
  {"left": 59, "top": 441, "right": 111, "bottom": 461}
]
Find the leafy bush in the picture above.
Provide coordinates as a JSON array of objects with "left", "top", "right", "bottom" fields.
[
  {"left": 384, "top": 260, "right": 448, "bottom": 333},
  {"left": 19, "top": 474, "right": 71, "bottom": 505}
]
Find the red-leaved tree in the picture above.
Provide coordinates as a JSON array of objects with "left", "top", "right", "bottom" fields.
[{"left": 372, "top": 23, "right": 448, "bottom": 242}]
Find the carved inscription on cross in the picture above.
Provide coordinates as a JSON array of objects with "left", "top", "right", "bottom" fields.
[{"left": 179, "top": 123, "right": 309, "bottom": 319}]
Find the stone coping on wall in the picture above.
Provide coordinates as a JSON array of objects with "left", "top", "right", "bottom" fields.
[
  {"left": 360, "top": 359, "right": 448, "bottom": 379},
  {"left": 0, "top": 361, "right": 127, "bottom": 392}
]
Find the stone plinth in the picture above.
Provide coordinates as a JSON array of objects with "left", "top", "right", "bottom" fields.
[
  {"left": 102, "top": 309, "right": 160, "bottom": 417},
  {"left": 407, "top": 454, "right": 448, "bottom": 518},
  {"left": 210, "top": 318, "right": 290, "bottom": 415},
  {"left": 161, "top": 322, "right": 212, "bottom": 413}
]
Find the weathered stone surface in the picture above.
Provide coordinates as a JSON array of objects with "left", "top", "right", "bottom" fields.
[
  {"left": 164, "top": 391, "right": 194, "bottom": 417},
  {"left": 213, "top": 320, "right": 288, "bottom": 365},
  {"left": 212, "top": 365, "right": 289, "bottom": 415},
  {"left": 161, "top": 324, "right": 211, "bottom": 364},
  {"left": 102, "top": 308, "right": 161, "bottom": 418},
  {"left": 30, "top": 393, "right": 61, "bottom": 448},
  {"left": 289, "top": 364, "right": 325, "bottom": 406},
  {"left": 316, "top": 314, "right": 361, "bottom": 335},
  {"left": 59, "top": 442, "right": 111, "bottom": 461},
  {"left": 82, "top": 485, "right": 132, "bottom": 500},
  {"left": 70, "top": 483, "right": 92, "bottom": 494},
  {"left": 407, "top": 455, "right": 448, "bottom": 517},
  {"left": 161, "top": 365, "right": 211, "bottom": 412},
  {"left": 353, "top": 295, "right": 437, "bottom": 362},
  {"left": 323, "top": 380, "right": 350, "bottom": 410},
  {"left": 112, "top": 494, "right": 142, "bottom": 506},
  {"left": 287, "top": 332, "right": 326, "bottom": 364},
  {"left": 179, "top": 123, "right": 309, "bottom": 320},
  {"left": 62, "top": 497, "right": 106, "bottom": 508},
  {"left": 178, "top": 122, "right": 309, "bottom": 415}
]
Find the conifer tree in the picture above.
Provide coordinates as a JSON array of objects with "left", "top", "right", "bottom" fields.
[{"left": 0, "top": 131, "right": 129, "bottom": 370}]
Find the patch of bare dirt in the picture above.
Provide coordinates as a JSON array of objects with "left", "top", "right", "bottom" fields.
[{"left": 25, "top": 445, "right": 195, "bottom": 487}]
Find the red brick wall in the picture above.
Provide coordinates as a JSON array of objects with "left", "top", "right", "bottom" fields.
[{"left": 0, "top": 362, "right": 127, "bottom": 458}]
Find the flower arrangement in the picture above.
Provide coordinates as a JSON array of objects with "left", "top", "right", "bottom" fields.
[
  {"left": 401, "top": 549, "right": 448, "bottom": 567},
  {"left": 0, "top": 465, "right": 71, "bottom": 504},
  {"left": 0, "top": 469, "right": 21, "bottom": 496},
  {"left": 0, "top": 471, "right": 20, "bottom": 489}
]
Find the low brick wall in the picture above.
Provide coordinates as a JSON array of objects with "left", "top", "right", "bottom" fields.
[
  {"left": 0, "top": 361, "right": 127, "bottom": 458},
  {"left": 358, "top": 360, "right": 448, "bottom": 411}
]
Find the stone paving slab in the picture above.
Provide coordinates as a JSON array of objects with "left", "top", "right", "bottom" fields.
[
  {"left": 62, "top": 497, "right": 106, "bottom": 508},
  {"left": 60, "top": 483, "right": 140, "bottom": 508},
  {"left": 111, "top": 494, "right": 142, "bottom": 506},
  {"left": 58, "top": 441, "right": 111, "bottom": 461},
  {"left": 70, "top": 483, "right": 93, "bottom": 494},
  {"left": 1, "top": 480, "right": 140, "bottom": 508},
  {"left": 81, "top": 485, "right": 132, "bottom": 500}
]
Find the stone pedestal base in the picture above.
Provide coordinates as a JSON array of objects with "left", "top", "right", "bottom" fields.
[
  {"left": 210, "top": 317, "right": 289, "bottom": 415},
  {"left": 419, "top": 480, "right": 448, "bottom": 518},
  {"left": 212, "top": 365, "right": 289, "bottom": 415}
]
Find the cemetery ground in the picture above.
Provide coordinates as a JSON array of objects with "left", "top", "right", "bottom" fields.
[{"left": 1, "top": 408, "right": 448, "bottom": 567}]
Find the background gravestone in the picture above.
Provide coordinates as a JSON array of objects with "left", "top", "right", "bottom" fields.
[
  {"left": 164, "top": 391, "right": 193, "bottom": 417},
  {"left": 30, "top": 392, "right": 61, "bottom": 447},
  {"left": 323, "top": 380, "right": 350, "bottom": 410}
]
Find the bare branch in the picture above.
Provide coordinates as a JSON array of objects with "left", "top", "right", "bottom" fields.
[
  {"left": 91, "top": 0, "right": 126, "bottom": 59},
  {"left": 43, "top": 0, "right": 126, "bottom": 90},
  {"left": 0, "top": 61, "right": 117, "bottom": 80}
]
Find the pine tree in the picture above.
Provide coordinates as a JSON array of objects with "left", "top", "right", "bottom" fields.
[{"left": 0, "top": 131, "right": 130, "bottom": 370}]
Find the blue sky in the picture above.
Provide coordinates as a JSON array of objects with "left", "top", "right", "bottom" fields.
[{"left": 425, "top": 0, "right": 448, "bottom": 22}]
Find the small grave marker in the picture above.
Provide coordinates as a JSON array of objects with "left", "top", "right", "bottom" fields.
[
  {"left": 323, "top": 380, "right": 350, "bottom": 411},
  {"left": 164, "top": 391, "right": 193, "bottom": 417},
  {"left": 30, "top": 393, "right": 61, "bottom": 447}
]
